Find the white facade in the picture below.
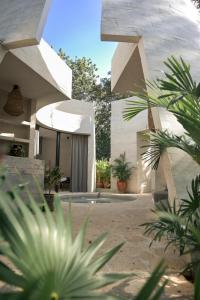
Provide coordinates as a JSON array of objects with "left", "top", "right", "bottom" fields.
[
  {"left": 101, "top": 0, "right": 200, "bottom": 200},
  {"left": 0, "top": 0, "right": 96, "bottom": 193},
  {"left": 0, "top": 0, "right": 52, "bottom": 49},
  {"left": 111, "top": 99, "right": 151, "bottom": 193},
  {"left": 37, "top": 100, "right": 96, "bottom": 192}
]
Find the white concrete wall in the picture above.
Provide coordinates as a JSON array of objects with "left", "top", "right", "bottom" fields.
[
  {"left": 111, "top": 42, "right": 146, "bottom": 93},
  {"left": 101, "top": 0, "right": 200, "bottom": 201},
  {"left": 36, "top": 100, "right": 96, "bottom": 192},
  {"left": 102, "top": 0, "right": 200, "bottom": 77},
  {"left": 0, "top": 0, "right": 52, "bottom": 49},
  {"left": 111, "top": 99, "right": 151, "bottom": 193}
]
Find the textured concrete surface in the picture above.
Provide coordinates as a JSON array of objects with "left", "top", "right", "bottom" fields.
[
  {"left": 101, "top": 0, "right": 200, "bottom": 78},
  {"left": 2, "top": 155, "right": 44, "bottom": 201},
  {"left": 37, "top": 100, "right": 96, "bottom": 192},
  {"left": 9, "top": 39, "right": 72, "bottom": 102},
  {"left": 0, "top": 194, "right": 193, "bottom": 298},
  {"left": 0, "top": 0, "right": 52, "bottom": 49},
  {"left": 101, "top": 0, "right": 200, "bottom": 203},
  {"left": 111, "top": 42, "right": 146, "bottom": 93},
  {"left": 63, "top": 194, "right": 193, "bottom": 299},
  {"left": 111, "top": 99, "right": 151, "bottom": 193}
]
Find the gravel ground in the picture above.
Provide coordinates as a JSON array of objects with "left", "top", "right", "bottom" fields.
[
  {"left": 63, "top": 193, "right": 193, "bottom": 299},
  {"left": 0, "top": 193, "right": 193, "bottom": 299}
]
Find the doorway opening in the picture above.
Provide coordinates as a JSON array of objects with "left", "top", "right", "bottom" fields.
[{"left": 38, "top": 127, "right": 88, "bottom": 192}]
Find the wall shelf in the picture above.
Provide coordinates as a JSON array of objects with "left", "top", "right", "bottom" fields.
[
  {"left": 0, "top": 118, "right": 30, "bottom": 127},
  {"left": 0, "top": 135, "right": 30, "bottom": 144}
]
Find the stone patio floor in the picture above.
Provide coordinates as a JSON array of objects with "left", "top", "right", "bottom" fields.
[{"left": 63, "top": 193, "right": 193, "bottom": 299}]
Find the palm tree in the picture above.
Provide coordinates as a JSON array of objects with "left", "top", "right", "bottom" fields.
[{"left": 123, "top": 56, "right": 200, "bottom": 169}]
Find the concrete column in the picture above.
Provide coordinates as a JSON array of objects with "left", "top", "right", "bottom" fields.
[
  {"left": 87, "top": 117, "right": 96, "bottom": 192},
  {"left": 55, "top": 131, "right": 61, "bottom": 167},
  {"left": 29, "top": 99, "right": 36, "bottom": 159}
]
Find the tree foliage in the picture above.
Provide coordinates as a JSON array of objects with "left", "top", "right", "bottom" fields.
[
  {"left": 58, "top": 49, "right": 98, "bottom": 101},
  {"left": 192, "top": 0, "right": 200, "bottom": 8},
  {"left": 94, "top": 77, "right": 123, "bottom": 160},
  {"left": 58, "top": 49, "right": 124, "bottom": 160}
]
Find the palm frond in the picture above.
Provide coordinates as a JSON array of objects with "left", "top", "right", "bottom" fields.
[
  {"left": 160, "top": 56, "right": 196, "bottom": 96},
  {"left": 123, "top": 57, "right": 200, "bottom": 161},
  {"left": 0, "top": 188, "right": 130, "bottom": 299},
  {"left": 142, "top": 130, "right": 200, "bottom": 170},
  {"left": 134, "top": 260, "right": 167, "bottom": 300},
  {"left": 180, "top": 174, "right": 200, "bottom": 218},
  {"left": 123, "top": 92, "right": 172, "bottom": 121},
  {"left": 143, "top": 209, "right": 187, "bottom": 255},
  {"left": 143, "top": 174, "right": 200, "bottom": 257}
]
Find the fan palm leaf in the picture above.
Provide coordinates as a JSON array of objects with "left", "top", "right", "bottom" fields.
[{"left": 0, "top": 188, "right": 131, "bottom": 299}]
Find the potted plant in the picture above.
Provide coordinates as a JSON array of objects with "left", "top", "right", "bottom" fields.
[
  {"left": 9, "top": 144, "right": 25, "bottom": 157},
  {"left": 102, "top": 160, "right": 111, "bottom": 188},
  {"left": 96, "top": 160, "right": 104, "bottom": 188},
  {"left": 112, "top": 153, "right": 133, "bottom": 193},
  {"left": 44, "top": 166, "right": 62, "bottom": 211}
]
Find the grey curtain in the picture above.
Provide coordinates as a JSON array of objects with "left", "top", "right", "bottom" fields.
[{"left": 71, "top": 135, "right": 88, "bottom": 192}]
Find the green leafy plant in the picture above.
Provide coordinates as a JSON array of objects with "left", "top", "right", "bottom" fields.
[
  {"left": 0, "top": 170, "right": 186, "bottom": 300},
  {"left": 0, "top": 189, "right": 131, "bottom": 299},
  {"left": 58, "top": 50, "right": 125, "bottom": 161},
  {"left": 96, "top": 160, "right": 111, "bottom": 187},
  {"left": 123, "top": 56, "right": 200, "bottom": 169},
  {"left": 45, "top": 166, "right": 62, "bottom": 195},
  {"left": 112, "top": 153, "right": 132, "bottom": 182},
  {"left": 102, "top": 161, "right": 111, "bottom": 188},
  {"left": 0, "top": 179, "right": 170, "bottom": 300},
  {"left": 134, "top": 261, "right": 167, "bottom": 300},
  {"left": 143, "top": 174, "right": 200, "bottom": 257}
]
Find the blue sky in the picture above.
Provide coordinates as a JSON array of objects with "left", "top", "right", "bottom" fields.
[{"left": 43, "top": 0, "right": 117, "bottom": 78}]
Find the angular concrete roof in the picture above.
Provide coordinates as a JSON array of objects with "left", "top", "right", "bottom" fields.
[
  {"left": 0, "top": 0, "right": 51, "bottom": 49},
  {"left": 101, "top": 0, "right": 200, "bottom": 80},
  {"left": 111, "top": 42, "right": 146, "bottom": 93},
  {"left": 11, "top": 39, "right": 72, "bottom": 99},
  {"left": 0, "top": 40, "right": 72, "bottom": 106},
  {"left": 101, "top": 0, "right": 200, "bottom": 202}
]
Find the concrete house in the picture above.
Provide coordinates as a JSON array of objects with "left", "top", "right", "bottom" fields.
[
  {"left": 0, "top": 0, "right": 95, "bottom": 194},
  {"left": 101, "top": 0, "right": 200, "bottom": 200}
]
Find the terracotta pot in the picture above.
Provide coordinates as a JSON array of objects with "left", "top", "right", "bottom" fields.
[
  {"left": 96, "top": 182, "right": 104, "bottom": 188},
  {"left": 117, "top": 181, "right": 127, "bottom": 193},
  {"left": 44, "top": 194, "right": 54, "bottom": 211}
]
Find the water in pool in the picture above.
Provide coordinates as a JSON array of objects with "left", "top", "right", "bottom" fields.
[{"left": 62, "top": 196, "right": 136, "bottom": 204}]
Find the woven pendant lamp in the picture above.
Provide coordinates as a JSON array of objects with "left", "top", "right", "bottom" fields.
[{"left": 4, "top": 85, "right": 24, "bottom": 116}]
